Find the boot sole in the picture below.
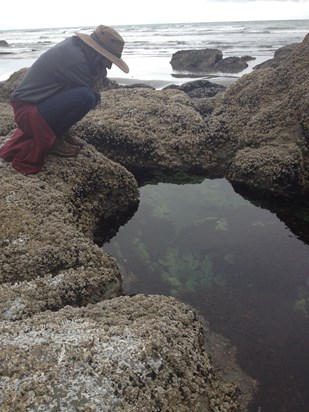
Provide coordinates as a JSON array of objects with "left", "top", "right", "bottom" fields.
[{"left": 49, "top": 150, "right": 79, "bottom": 157}]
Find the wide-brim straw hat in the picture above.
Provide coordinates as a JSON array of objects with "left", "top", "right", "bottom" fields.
[{"left": 75, "top": 25, "right": 129, "bottom": 73}]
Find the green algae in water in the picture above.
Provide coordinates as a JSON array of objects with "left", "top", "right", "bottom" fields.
[
  {"left": 104, "top": 178, "right": 272, "bottom": 295},
  {"left": 159, "top": 248, "right": 225, "bottom": 296},
  {"left": 294, "top": 276, "right": 309, "bottom": 318},
  {"left": 103, "top": 177, "right": 309, "bottom": 298},
  {"left": 142, "top": 178, "right": 248, "bottom": 234}
]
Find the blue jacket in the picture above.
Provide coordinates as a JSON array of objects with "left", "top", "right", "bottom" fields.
[{"left": 12, "top": 36, "right": 101, "bottom": 104}]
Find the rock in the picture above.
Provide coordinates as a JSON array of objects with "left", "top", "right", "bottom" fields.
[
  {"left": 241, "top": 55, "right": 256, "bottom": 62},
  {"left": 123, "top": 83, "right": 155, "bottom": 89},
  {"left": 164, "top": 79, "right": 226, "bottom": 98},
  {"left": 0, "top": 40, "right": 9, "bottom": 47},
  {"left": 0, "top": 46, "right": 263, "bottom": 411},
  {"left": 1, "top": 41, "right": 308, "bottom": 193},
  {"left": 170, "top": 49, "right": 248, "bottom": 73},
  {"left": 274, "top": 43, "right": 299, "bottom": 59},
  {"left": 229, "top": 144, "right": 304, "bottom": 192},
  {"left": 0, "top": 139, "right": 139, "bottom": 293},
  {"left": 0, "top": 68, "right": 28, "bottom": 102},
  {"left": 254, "top": 43, "right": 299, "bottom": 69},
  {"left": 0, "top": 294, "right": 249, "bottom": 411},
  {"left": 170, "top": 48, "right": 223, "bottom": 72},
  {"left": 214, "top": 56, "right": 248, "bottom": 73},
  {"left": 212, "top": 33, "right": 309, "bottom": 193},
  {"left": 73, "top": 87, "right": 220, "bottom": 174},
  {"left": 72, "top": 31, "right": 309, "bottom": 194},
  {"left": 0, "top": 103, "right": 15, "bottom": 135}
]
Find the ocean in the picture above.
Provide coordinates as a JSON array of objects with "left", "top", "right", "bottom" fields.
[{"left": 0, "top": 19, "right": 308, "bottom": 87}]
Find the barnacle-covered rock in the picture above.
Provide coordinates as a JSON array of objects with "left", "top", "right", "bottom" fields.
[
  {"left": 0, "top": 294, "right": 251, "bottom": 411},
  {"left": 213, "top": 33, "right": 309, "bottom": 193},
  {"left": 0, "top": 141, "right": 138, "bottom": 301},
  {"left": 73, "top": 88, "right": 220, "bottom": 174}
]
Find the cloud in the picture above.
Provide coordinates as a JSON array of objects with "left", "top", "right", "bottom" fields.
[{"left": 1, "top": 0, "right": 309, "bottom": 30}]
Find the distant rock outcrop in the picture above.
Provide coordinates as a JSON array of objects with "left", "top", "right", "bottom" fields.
[
  {"left": 170, "top": 48, "right": 223, "bottom": 72},
  {"left": 170, "top": 48, "right": 249, "bottom": 73},
  {"left": 0, "top": 40, "right": 9, "bottom": 47}
]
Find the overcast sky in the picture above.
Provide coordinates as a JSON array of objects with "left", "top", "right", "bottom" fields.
[{"left": 1, "top": 0, "right": 309, "bottom": 30}]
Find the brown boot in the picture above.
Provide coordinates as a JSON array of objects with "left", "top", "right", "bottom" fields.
[
  {"left": 49, "top": 139, "right": 80, "bottom": 157},
  {"left": 63, "top": 131, "right": 84, "bottom": 148}
]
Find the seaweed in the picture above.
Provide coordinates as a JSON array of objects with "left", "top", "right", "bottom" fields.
[{"left": 158, "top": 248, "right": 225, "bottom": 296}]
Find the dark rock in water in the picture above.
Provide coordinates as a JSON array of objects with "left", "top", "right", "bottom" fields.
[
  {"left": 123, "top": 83, "right": 155, "bottom": 90},
  {"left": 170, "top": 48, "right": 223, "bottom": 72},
  {"left": 164, "top": 79, "right": 226, "bottom": 98},
  {"left": 0, "top": 40, "right": 9, "bottom": 47},
  {"left": 214, "top": 56, "right": 248, "bottom": 73},
  {"left": 254, "top": 43, "right": 299, "bottom": 69},
  {"left": 242, "top": 55, "right": 256, "bottom": 62},
  {"left": 170, "top": 48, "right": 249, "bottom": 74}
]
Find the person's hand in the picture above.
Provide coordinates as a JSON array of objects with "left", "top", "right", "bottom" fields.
[{"left": 91, "top": 66, "right": 107, "bottom": 93}]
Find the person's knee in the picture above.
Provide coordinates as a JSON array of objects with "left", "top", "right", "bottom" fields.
[{"left": 79, "top": 87, "right": 98, "bottom": 110}]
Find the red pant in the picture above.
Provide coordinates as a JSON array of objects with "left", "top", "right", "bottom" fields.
[{"left": 0, "top": 100, "right": 56, "bottom": 175}]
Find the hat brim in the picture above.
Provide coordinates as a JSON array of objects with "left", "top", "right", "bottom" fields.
[{"left": 75, "top": 31, "right": 129, "bottom": 74}]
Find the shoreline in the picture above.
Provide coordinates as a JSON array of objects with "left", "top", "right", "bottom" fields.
[
  {"left": 0, "top": 48, "right": 265, "bottom": 86},
  {"left": 111, "top": 74, "right": 239, "bottom": 89}
]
